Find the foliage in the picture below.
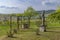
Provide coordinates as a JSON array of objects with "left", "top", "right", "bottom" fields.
[
  {"left": 24, "top": 7, "right": 38, "bottom": 17},
  {"left": 56, "top": 6, "right": 60, "bottom": 13},
  {"left": 47, "top": 7, "right": 60, "bottom": 22},
  {"left": 15, "top": 13, "right": 23, "bottom": 16}
]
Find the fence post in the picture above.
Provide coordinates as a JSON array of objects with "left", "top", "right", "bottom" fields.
[
  {"left": 8, "top": 16, "right": 13, "bottom": 37},
  {"left": 17, "top": 16, "right": 20, "bottom": 30},
  {"left": 40, "top": 10, "right": 46, "bottom": 32}
]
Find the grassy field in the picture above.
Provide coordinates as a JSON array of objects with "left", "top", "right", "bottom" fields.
[
  {"left": 0, "top": 20, "right": 60, "bottom": 40},
  {"left": 1, "top": 26, "right": 60, "bottom": 40}
]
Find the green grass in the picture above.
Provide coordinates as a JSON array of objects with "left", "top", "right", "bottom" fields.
[
  {"left": 0, "top": 20, "right": 60, "bottom": 40},
  {"left": 0, "top": 25, "right": 9, "bottom": 36},
  {"left": 3, "top": 26, "right": 60, "bottom": 40}
]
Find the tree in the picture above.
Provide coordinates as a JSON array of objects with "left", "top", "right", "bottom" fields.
[
  {"left": 24, "top": 7, "right": 38, "bottom": 28},
  {"left": 56, "top": 6, "right": 60, "bottom": 13},
  {"left": 47, "top": 7, "right": 60, "bottom": 22}
]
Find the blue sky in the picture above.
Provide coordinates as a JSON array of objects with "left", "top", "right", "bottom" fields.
[{"left": 0, "top": 0, "right": 60, "bottom": 14}]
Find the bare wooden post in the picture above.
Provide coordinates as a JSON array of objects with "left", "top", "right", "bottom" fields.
[
  {"left": 28, "top": 16, "right": 30, "bottom": 28},
  {"left": 40, "top": 10, "right": 46, "bottom": 32},
  {"left": 21, "top": 16, "right": 23, "bottom": 28},
  {"left": 10, "top": 16, "right": 12, "bottom": 35},
  {"left": 8, "top": 16, "right": 13, "bottom": 37},
  {"left": 17, "top": 16, "right": 20, "bottom": 30}
]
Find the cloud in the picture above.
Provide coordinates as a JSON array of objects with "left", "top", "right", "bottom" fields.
[
  {"left": 0, "top": 0, "right": 28, "bottom": 13},
  {"left": 0, "top": 6, "right": 22, "bottom": 14},
  {"left": 0, "top": 6, "right": 19, "bottom": 9},
  {"left": 42, "top": 1, "right": 57, "bottom": 6},
  {"left": 0, "top": 0, "right": 60, "bottom": 14},
  {"left": 42, "top": 0, "right": 60, "bottom": 6}
]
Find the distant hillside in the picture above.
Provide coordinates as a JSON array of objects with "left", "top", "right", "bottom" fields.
[{"left": 37, "top": 10, "right": 56, "bottom": 14}]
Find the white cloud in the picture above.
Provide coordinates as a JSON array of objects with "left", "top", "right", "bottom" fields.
[
  {"left": 0, "top": 0, "right": 60, "bottom": 14},
  {"left": 42, "top": 0, "right": 59, "bottom": 6}
]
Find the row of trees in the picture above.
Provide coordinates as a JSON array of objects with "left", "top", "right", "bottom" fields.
[
  {"left": 7, "top": 7, "right": 40, "bottom": 37},
  {"left": 8, "top": 6, "right": 52, "bottom": 37}
]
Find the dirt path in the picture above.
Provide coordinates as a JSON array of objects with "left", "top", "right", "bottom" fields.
[{"left": 0, "top": 35, "right": 7, "bottom": 40}]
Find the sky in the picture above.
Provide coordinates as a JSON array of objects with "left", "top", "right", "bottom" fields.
[{"left": 0, "top": 0, "right": 60, "bottom": 14}]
